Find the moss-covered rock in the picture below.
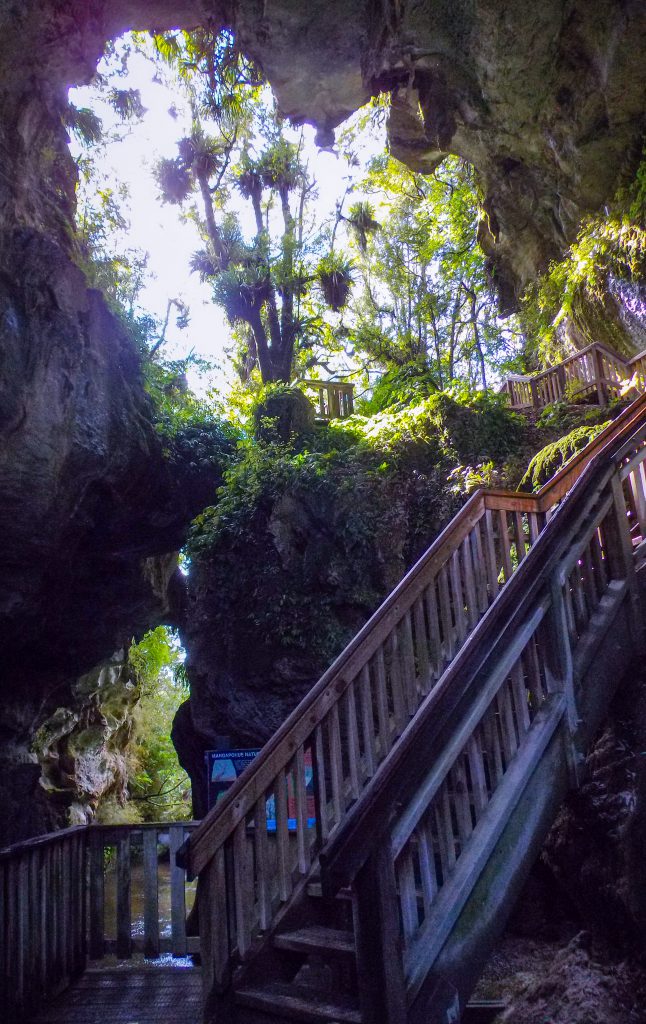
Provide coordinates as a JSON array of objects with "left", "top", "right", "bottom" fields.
[
  {"left": 520, "top": 422, "right": 610, "bottom": 492},
  {"left": 174, "top": 391, "right": 530, "bottom": 810}
]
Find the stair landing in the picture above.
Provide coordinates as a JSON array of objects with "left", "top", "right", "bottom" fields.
[{"left": 26, "top": 964, "right": 201, "bottom": 1024}]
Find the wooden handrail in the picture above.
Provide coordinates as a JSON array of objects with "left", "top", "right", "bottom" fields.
[
  {"left": 183, "top": 393, "right": 646, "bottom": 877},
  {"left": 182, "top": 393, "right": 646, "bottom": 1000},
  {"left": 318, "top": 449, "right": 618, "bottom": 891},
  {"left": 318, "top": 405, "right": 646, "bottom": 1022}
]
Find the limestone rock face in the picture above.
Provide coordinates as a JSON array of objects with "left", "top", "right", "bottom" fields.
[{"left": 2, "top": 2, "right": 644, "bottom": 311}]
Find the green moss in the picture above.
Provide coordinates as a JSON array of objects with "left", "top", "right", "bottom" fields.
[{"left": 519, "top": 421, "right": 610, "bottom": 492}]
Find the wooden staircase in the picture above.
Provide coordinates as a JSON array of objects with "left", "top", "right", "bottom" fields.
[
  {"left": 181, "top": 391, "right": 646, "bottom": 1023},
  {"left": 500, "top": 340, "right": 646, "bottom": 410}
]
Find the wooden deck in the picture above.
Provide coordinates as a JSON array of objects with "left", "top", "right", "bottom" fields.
[{"left": 27, "top": 965, "right": 201, "bottom": 1024}]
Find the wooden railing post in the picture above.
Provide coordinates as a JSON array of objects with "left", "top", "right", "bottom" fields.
[
  {"left": 544, "top": 577, "right": 582, "bottom": 786},
  {"left": 605, "top": 473, "right": 644, "bottom": 651},
  {"left": 592, "top": 345, "right": 607, "bottom": 406},
  {"left": 88, "top": 829, "right": 104, "bottom": 959},
  {"left": 353, "top": 844, "right": 407, "bottom": 1024}
]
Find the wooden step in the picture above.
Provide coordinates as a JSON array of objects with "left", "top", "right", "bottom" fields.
[
  {"left": 306, "top": 881, "right": 353, "bottom": 901},
  {"left": 235, "top": 982, "right": 361, "bottom": 1023},
  {"left": 274, "top": 926, "right": 355, "bottom": 959},
  {"left": 463, "top": 1000, "right": 506, "bottom": 1023}
]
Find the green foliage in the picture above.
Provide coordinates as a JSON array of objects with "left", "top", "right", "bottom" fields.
[
  {"left": 187, "top": 387, "right": 529, "bottom": 681},
  {"left": 348, "top": 156, "right": 522, "bottom": 385},
  {"left": 519, "top": 422, "right": 610, "bottom": 492},
  {"left": 316, "top": 252, "right": 355, "bottom": 312},
  {"left": 126, "top": 627, "right": 192, "bottom": 822},
  {"left": 65, "top": 104, "right": 104, "bottom": 145},
  {"left": 107, "top": 87, "right": 146, "bottom": 121},
  {"left": 343, "top": 388, "right": 524, "bottom": 469},
  {"left": 357, "top": 364, "right": 439, "bottom": 415}
]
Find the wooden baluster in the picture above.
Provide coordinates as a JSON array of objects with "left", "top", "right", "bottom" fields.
[
  {"left": 413, "top": 594, "right": 431, "bottom": 695},
  {"left": 344, "top": 683, "right": 361, "bottom": 800},
  {"left": 592, "top": 345, "right": 607, "bottom": 405},
  {"left": 510, "top": 661, "right": 531, "bottom": 735},
  {"left": 89, "top": 829, "right": 104, "bottom": 959},
  {"left": 449, "top": 756, "right": 473, "bottom": 846},
  {"left": 466, "top": 732, "right": 489, "bottom": 818},
  {"left": 29, "top": 849, "right": 41, "bottom": 1001},
  {"left": 313, "top": 729, "right": 331, "bottom": 847},
  {"left": 483, "top": 509, "right": 500, "bottom": 600},
  {"left": 329, "top": 702, "right": 345, "bottom": 825},
  {"left": 295, "top": 745, "right": 310, "bottom": 874},
  {"left": 437, "top": 563, "right": 455, "bottom": 661},
  {"left": 606, "top": 474, "right": 644, "bottom": 650},
  {"left": 570, "top": 562, "right": 588, "bottom": 632},
  {"left": 400, "top": 610, "right": 418, "bottom": 713},
  {"left": 460, "top": 535, "right": 479, "bottom": 630},
  {"left": 387, "top": 630, "right": 408, "bottom": 734},
  {"left": 116, "top": 833, "right": 132, "bottom": 959},
  {"left": 397, "top": 846, "right": 418, "bottom": 944},
  {"left": 563, "top": 582, "right": 577, "bottom": 642},
  {"left": 17, "top": 854, "right": 28, "bottom": 1010},
  {"left": 449, "top": 549, "right": 467, "bottom": 646},
  {"left": 581, "top": 544, "right": 598, "bottom": 612},
  {"left": 513, "top": 512, "right": 527, "bottom": 564},
  {"left": 359, "top": 664, "right": 377, "bottom": 778},
  {"left": 63, "top": 839, "right": 73, "bottom": 981},
  {"left": 590, "top": 526, "right": 608, "bottom": 598},
  {"left": 496, "top": 679, "right": 518, "bottom": 765},
  {"left": 471, "top": 522, "right": 489, "bottom": 613},
  {"left": 524, "top": 634, "right": 545, "bottom": 707},
  {"left": 201, "top": 846, "right": 231, "bottom": 994},
  {"left": 425, "top": 580, "right": 443, "bottom": 680},
  {"left": 170, "top": 825, "right": 188, "bottom": 956},
  {"left": 275, "top": 767, "right": 291, "bottom": 902},
  {"left": 497, "top": 510, "right": 514, "bottom": 582},
  {"left": 143, "top": 829, "right": 160, "bottom": 959},
  {"left": 233, "top": 818, "right": 253, "bottom": 958},
  {"left": 374, "top": 647, "right": 392, "bottom": 757},
  {"left": 417, "top": 820, "right": 438, "bottom": 918},
  {"left": 482, "top": 708, "right": 504, "bottom": 790},
  {"left": 629, "top": 464, "right": 646, "bottom": 538},
  {"left": 53, "top": 840, "right": 63, "bottom": 980},
  {"left": 528, "top": 510, "right": 542, "bottom": 545},
  {"left": 254, "top": 797, "right": 271, "bottom": 929},
  {"left": 437, "top": 782, "right": 457, "bottom": 877}
]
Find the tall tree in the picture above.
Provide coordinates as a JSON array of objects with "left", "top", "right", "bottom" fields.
[{"left": 349, "top": 156, "right": 522, "bottom": 389}]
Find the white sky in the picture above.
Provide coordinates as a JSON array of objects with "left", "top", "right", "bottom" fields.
[{"left": 69, "top": 37, "right": 385, "bottom": 395}]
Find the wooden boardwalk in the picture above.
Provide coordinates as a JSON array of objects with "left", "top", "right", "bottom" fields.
[{"left": 27, "top": 966, "right": 202, "bottom": 1024}]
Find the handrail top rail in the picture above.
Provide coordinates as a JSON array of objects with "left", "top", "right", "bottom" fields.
[
  {"left": 319, "top": 409, "right": 646, "bottom": 893},
  {"left": 0, "top": 819, "right": 199, "bottom": 862},
  {"left": 0, "top": 823, "right": 89, "bottom": 861},
  {"left": 183, "top": 392, "right": 646, "bottom": 876},
  {"left": 300, "top": 378, "right": 355, "bottom": 391}
]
